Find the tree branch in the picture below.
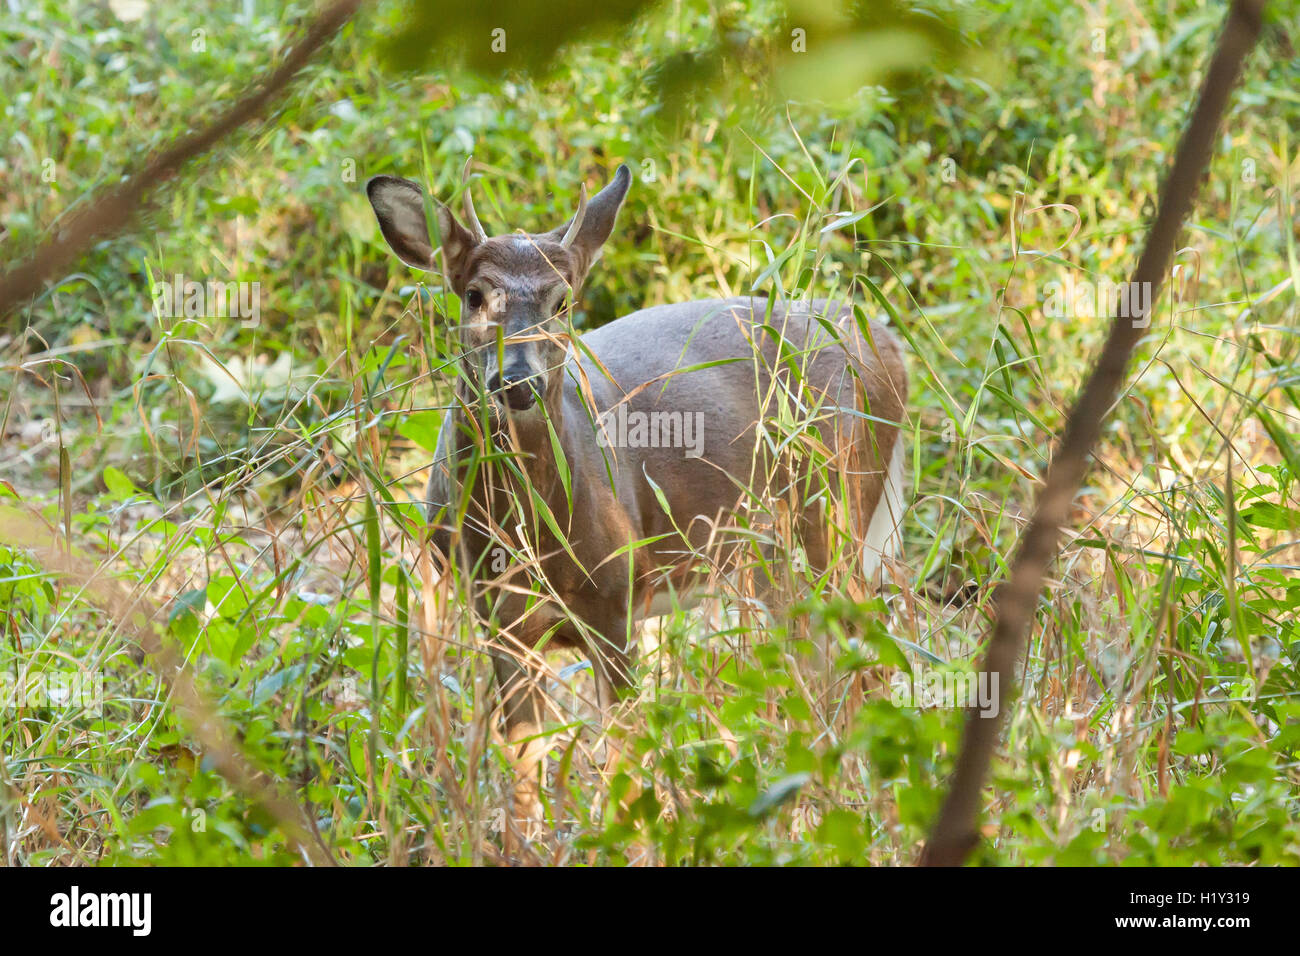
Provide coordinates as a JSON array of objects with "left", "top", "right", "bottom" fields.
[
  {"left": 0, "top": 0, "right": 364, "bottom": 327},
  {"left": 920, "top": 0, "right": 1269, "bottom": 867}
]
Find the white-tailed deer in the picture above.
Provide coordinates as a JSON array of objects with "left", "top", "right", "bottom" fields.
[{"left": 367, "top": 161, "right": 908, "bottom": 818}]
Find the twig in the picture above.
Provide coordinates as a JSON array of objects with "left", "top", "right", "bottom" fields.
[
  {"left": 0, "top": 0, "right": 364, "bottom": 326},
  {"left": 919, "top": 0, "right": 1269, "bottom": 866},
  {"left": 0, "top": 509, "right": 337, "bottom": 865}
]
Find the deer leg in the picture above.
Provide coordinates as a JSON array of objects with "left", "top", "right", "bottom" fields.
[
  {"left": 589, "top": 605, "right": 634, "bottom": 780},
  {"left": 586, "top": 603, "right": 635, "bottom": 714},
  {"left": 585, "top": 603, "right": 652, "bottom": 852},
  {"left": 491, "top": 650, "right": 550, "bottom": 825}
]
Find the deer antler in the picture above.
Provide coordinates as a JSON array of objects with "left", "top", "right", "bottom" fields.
[
  {"left": 461, "top": 156, "right": 489, "bottom": 244},
  {"left": 559, "top": 184, "right": 588, "bottom": 249}
]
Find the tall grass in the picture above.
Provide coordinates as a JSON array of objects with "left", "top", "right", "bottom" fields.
[{"left": 0, "top": 0, "right": 1297, "bottom": 864}]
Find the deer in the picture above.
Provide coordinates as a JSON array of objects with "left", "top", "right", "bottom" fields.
[{"left": 365, "top": 160, "right": 908, "bottom": 821}]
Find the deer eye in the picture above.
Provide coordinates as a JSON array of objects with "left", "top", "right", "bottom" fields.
[{"left": 465, "top": 289, "right": 484, "bottom": 311}]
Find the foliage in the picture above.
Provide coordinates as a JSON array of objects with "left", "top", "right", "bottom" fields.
[{"left": 0, "top": 0, "right": 1297, "bottom": 865}]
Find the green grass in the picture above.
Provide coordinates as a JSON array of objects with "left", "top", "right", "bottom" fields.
[{"left": 1, "top": 0, "right": 1298, "bottom": 865}]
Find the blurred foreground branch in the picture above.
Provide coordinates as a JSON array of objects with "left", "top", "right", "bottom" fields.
[
  {"left": 920, "top": 0, "right": 1269, "bottom": 867},
  {"left": 0, "top": 508, "right": 336, "bottom": 865},
  {"left": 0, "top": 0, "right": 364, "bottom": 327}
]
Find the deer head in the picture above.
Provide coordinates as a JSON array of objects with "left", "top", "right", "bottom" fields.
[{"left": 366, "top": 161, "right": 631, "bottom": 419}]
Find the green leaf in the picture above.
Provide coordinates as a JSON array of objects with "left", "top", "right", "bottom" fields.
[
  {"left": 1240, "top": 502, "right": 1299, "bottom": 532},
  {"left": 398, "top": 410, "right": 445, "bottom": 452},
  {"left": 102, "top": 466, "right": 137, "bottom": 499},
  {"left": 749, "top": 772, "right": 811, "bottom": 819}
]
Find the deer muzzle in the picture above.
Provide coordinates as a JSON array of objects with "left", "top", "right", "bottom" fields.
[{"left": 488, "top": 364, "right": 543, "bottom": 412}]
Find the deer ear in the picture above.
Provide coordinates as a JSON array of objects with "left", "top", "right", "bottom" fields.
[
  {"left": 367, "top": 176, "right": 434, "bottom": 269},
  {"left": 545, "top": 164, "right": 632, "bottom": 268},
  {"left": 366, "top": 175, "right": 477, "bottom": 278}
]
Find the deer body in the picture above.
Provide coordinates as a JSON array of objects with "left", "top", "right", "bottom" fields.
[{"left": 367, "top": 164, "right": 907, "bottom": 817}]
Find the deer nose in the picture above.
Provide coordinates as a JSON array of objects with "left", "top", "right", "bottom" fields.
[{"left": 487, "top": 367, "right": 539, "bottom": 412}]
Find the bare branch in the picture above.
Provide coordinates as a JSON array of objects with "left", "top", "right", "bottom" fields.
[
  {"left": 920, "top": 0, "right": 1269, "bottom": 867},
  {"left": 0, "top": 509, "right": 336, "bottom": 865},
  {"left": 0, "top": 0, "right": 364, "bottom": 326}
]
